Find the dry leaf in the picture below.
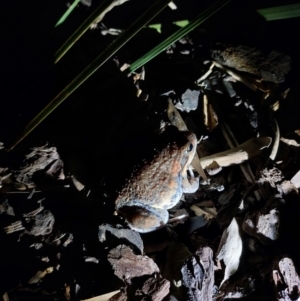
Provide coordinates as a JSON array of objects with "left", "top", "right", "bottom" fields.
[
  {"left": 64, "top": 284, "right": 71, "bottom": 301},
  {"left": 3, "top": 292, "right": 9, "bottom": 301},
  {"left": 28, "top": 267, "right": 54, "bottom": 284},
  {"left": 291, "top": 170, "right": 300, "bottom": 188},
  {"left": 202, "top": 207, "right": 218, "bottom": 217},
  {"left": 282, "top": 87, "right": 290, "bottom": 99},
  {"left": 217, "top": 218, "right": 242, "bottom": 287},
  {"left": 200, "top": 137, "right": 271, "bottom": 169},
  {"left": 203, "top": 94, "right": 218, "bottom": 131},
  {"left": 190, "top": 205, "right": 215, "bottom": 220},
  {"left": 280, "top": 137, "right": 300, "bottom": 147},
  {"left": 167, "top": 98, "right": 188, "bottom": 131},
  {"left": 168, "top": 1, "right": 177, "bottom": 10},
  {"left": 271, "top": 100, "right": 280, "bottom": 111}
]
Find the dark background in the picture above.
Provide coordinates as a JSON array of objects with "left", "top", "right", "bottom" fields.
[{"left": 1, "top": 0, "right": 300, "bottom": 146}]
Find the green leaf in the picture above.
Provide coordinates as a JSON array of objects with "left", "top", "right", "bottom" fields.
[
  {"left": 126, "top": 0, "right": 232, "bottom": 74},
  {"left": 148, "top": 23, "right": 162, "bottom": 33},
  {"left": 55, "top": 0, "right": 81, "bottom": 27},
  {"left": 173, "top": 20, "right": 189, "bottom": 27},
  {"left": 257, "top": 4, "right": 300, "bottom": 21},
  {"left": 55, "top": 0, "right": 118, "bottom": 63}
]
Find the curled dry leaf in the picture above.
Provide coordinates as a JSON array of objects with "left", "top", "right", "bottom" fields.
[
  {"left": 217, "top": 218, "right": 243, "bottom": 287},
  {"left": 200, "top": 137, "right": 271, "bottom": 169}
]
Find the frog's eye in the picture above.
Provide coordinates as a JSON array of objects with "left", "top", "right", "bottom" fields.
[{"left": 187, "top": 143, "right": 194, "bottom": 152}]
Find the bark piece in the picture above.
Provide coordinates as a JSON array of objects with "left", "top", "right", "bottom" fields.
[
  {"left": 14, "top": 144, "right": 65, "bottom": 188},
  {"left": 256, "top": 209, "right": 279, "bottom": 240},
  {"left": 130, "top": 277, "right": 170, "bottom": 301},
  {"left": 181, "top": 247, "right": 214, "bottom": 301},
  {"left": 108, "top": 245, "right": 159, "bottom": 284},
  {"left": 0, "top": 200, "right": 15, "bottom": 216},
  {"left": 277, "top": 257, "right": 300, "bottom": 299},
  {"left": 26, "top": 210, "right": 55, "bottom": 236},
  {"left": 5, "top": 207, "right": 55, "bottom": 237},
  {"left": 243, "top": 209, "right": 280, "bottom": 244},
  {"left": 257, "top": 167, "right": 284, "bottom": 188},
  {"left": 211, "top": 44, "right": 291, "bottom": 83},
  {"left": 99, "top": 224, "right": 144, "bottom": 254}
]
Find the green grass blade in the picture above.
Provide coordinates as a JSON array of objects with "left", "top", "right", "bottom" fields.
[
  {"left": 127, "top": 0, "right": 232, "bottom": 74},
  {"left": 257, "top": 4, "right": 300, "bottom": 21},
  {"left": 55, "top": 0, "right": 81, "bottom": 27},
  {"left": 173, "top": 20, "right": 189, "bottom": 27},
  {"left": 55, "top": 0, "right": 116, "bottom": 63},
  {"left": 9, "top": 0, "right": 172, "bottom": 150}
]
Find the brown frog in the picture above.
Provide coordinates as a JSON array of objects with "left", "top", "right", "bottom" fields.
[{"left": 115, "top": 127, "right": 199, "bottom": 233}]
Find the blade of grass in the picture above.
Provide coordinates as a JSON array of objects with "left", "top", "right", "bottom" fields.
[
  {"left": 9, "top": 0, "right": 172, "bottom": 151},
  {"left": 55, "top": 0, "right": 81, "bottom": 27},
  {"left": 257, "top": 3, "right": 300, "bottom": 21},
  {"left": 55, "top": 0, "right": 117, "bottom": 63},
  {"left": 126, "top": 0, "right": 232, "bottom": 74}
]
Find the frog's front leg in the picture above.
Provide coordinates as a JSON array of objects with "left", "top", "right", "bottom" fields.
[
  {"left": 118, "top": 204, "right": 169, "bottom": 233},
  {"left": 182, "top": 165, "right": 199, "bottom": 193}
]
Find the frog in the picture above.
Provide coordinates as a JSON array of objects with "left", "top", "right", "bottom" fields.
[{"left": 115, "top": 126, "right": 199, "bottom": 233}]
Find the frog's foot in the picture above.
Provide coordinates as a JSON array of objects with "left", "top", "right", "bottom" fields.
[
  {"left": 118, "top": 205, "right": 169, "bottom": 233},
  {"left": 182, "top": 165, "right": 199, "bottom": 193}
]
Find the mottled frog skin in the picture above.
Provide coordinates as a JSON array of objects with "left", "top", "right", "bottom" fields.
[{"left": 115, "top": 127, "right": 199, "bottom": 233}]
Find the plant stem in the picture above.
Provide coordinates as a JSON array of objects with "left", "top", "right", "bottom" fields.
[
  {"left": 9, "top": 0, "right": 172, "bottom": 150},
  {"left": 55, "top": 0, "right": 116, "bottom": 63},
  {"left": 55, "top": 0, "right": 81, "bottom": 27}
]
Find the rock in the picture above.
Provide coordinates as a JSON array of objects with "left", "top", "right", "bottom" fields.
[
  {"left": 211, "top": 44, "right": 291, "bottom": 83},
  {"left": 107, "top": 245, "right": 159, "bottom": 284}
]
